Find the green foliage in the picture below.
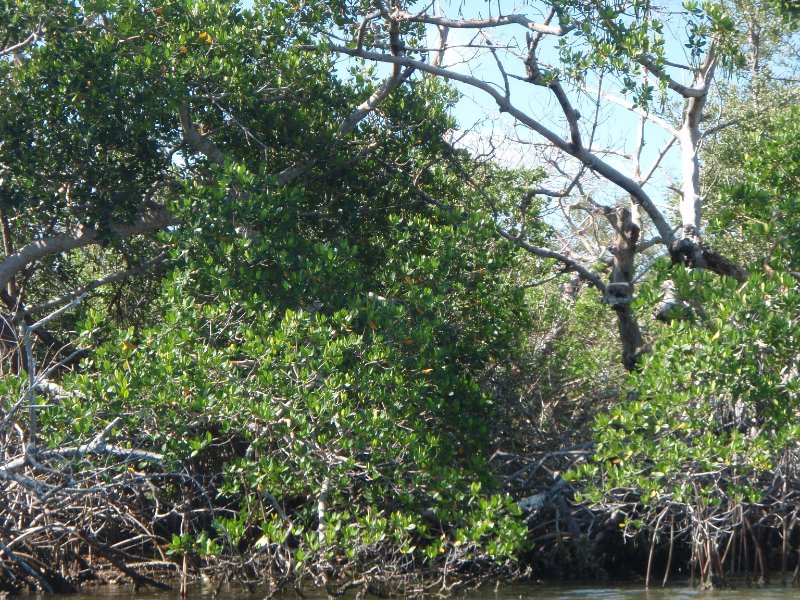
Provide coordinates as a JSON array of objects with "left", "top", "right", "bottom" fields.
[
  {"left": 547, "top": 0, "right": 747, "bottom": 105},
  {"left": 582, "top": 266, "right": 800, "bottom": 509},
  {"left": 521, "top": 286, "right": 624, "bottom": 445},
  {"left": 53, "top": 198, "right": 531, "bottom": 564},
  {"left": 0, "top": 0, "right": 361, "bottom": 327},
  {"left": 16, "top": 5, "right": 533, "bottom": 560},
  {"left": 0, "top": 0, "right": 538, "bottom": 574},
  {"left": 770, "top": 0, "right": 800, "bottom": 21},
  {"left": 707, "top": 102, "right": 800, "bottom": 270},
  {"left": 12, "top": 0, "right": 798, "bottom": 581},
  {"left": 167, "top": 531, "right": 221, "bottom": 558},
  {"left": 553, "top": 0, "right": 669, "bottom": 104}
]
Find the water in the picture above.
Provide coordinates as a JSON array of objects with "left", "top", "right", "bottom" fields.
[{"left": 53, "top": 582, "right": 800, "bottom": 600}]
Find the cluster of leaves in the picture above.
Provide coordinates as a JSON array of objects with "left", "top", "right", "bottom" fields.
[
  {"left": 771, "top": 0, "right": 800, "bottom": 21},
  {"left": 575, "top": 265, "right": 799, "bottom": 513},
  {"left": 550, "top": 0, "right": 736, "bottom": 106},
  {"left": 551, "top": 0, "right": 667, "bottom": 104},
  {"left": 706, "top": 101, "right": 800, "bottom": 271},
  {"left": 0, "top": 0, "right": 360, "bottom": 324}
]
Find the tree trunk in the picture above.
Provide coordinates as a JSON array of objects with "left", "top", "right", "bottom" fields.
[
  {"left": 0, "top": 206, "right": 16, "bottom": 298},
  {"left": 606, "top": 205, "right": 644, "bottom": 371}
]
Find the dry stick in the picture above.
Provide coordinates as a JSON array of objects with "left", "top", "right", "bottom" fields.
[
  {"left": 21, "top": 323, "right": 35, "bottom": 450},
  {"left": 0, "top": 555, "right": 17, "bottom": 589},
  {"left": 696, "top": 512, "right": 709, "bottom": 586},
  {"left": 180, "top": 510, "right": 188, "bottom": 598},
  {"left": 782, "top": 514, "right": 789, "bottom": 585},
  {"left": 84, "top": 538, "right": 170, "bottom": 591},
  {"left": 645, "top": 529, "right": 656, "bottom": 588},
  {"left": 689, "top": 520, "right": 696, "bottom": 585},
  {"left": 713, "top": 534, "right": 726, "bottom": 585},
  {"left": 14, "top": 293, "right": 86, "bottom": 453},
  {"left": 22, "top": 251, "right": 168, "bottom": 318},
  {"left": 645, "top": 507, "right": 667, "bottom": 588},
  {"left": 750, "top": 520, "right": 767, "bottom": 582},
  {"left": 719, "top": 525, "right": 736, "bottom": 574},
  {"left": 0, "top": 206, "right": 17, "bottom": 298},
  {"left": 181, "top": 553, "right": 188, "bottom": 598},
  {"left": 793, "top": 510, "right": 800, "bottom": 574},
  {"left": 794, "top": 517, "right": 800, "bottom": 584},
  {"left": 1, "top": 450, "right": 174, "bottom": 588},
  {"left": 317, "top": 476, "right": 330, "bottom": 548},
  {"left": 746, "top": 516, "right": 758, "bottom": 581},
  {"left": 694, "top": 532, "right": 704, "bottom": 586},
  {"left": 743, "top": 514, "right": 750, "bottom": 582},
  {"left": 662, "top": 514, "right": 675, "bottom": 587},
  {"left": 0, "top": 209, "right": 175, "bottom": 296},
  {"left": 781, "top": 478, "right": 790, "bottom": 585}
]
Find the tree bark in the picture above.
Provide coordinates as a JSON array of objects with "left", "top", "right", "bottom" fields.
[{"left": 606, "top": 206, "right": 644, "bottom": 371}]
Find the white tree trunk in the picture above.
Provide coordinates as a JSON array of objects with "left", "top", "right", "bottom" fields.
[{"left": 678, "top": 125, "right": 703, "bottom": 240}]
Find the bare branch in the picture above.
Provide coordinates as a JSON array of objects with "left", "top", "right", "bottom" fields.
[
  {"left": 524, "top": 186, "right": 571, "bottom": 199},
  {"left": 633, "top": 111, "right": 646, "bottom": 182},
  {"left": 275, "top": 65, "right": 414, "bottom": 187},
  {"left": 325, "top": 44, "right": 677, "bottom": 246},
  {"left": 212, "top": 101, "right": 270, "bottom": 151},
  {"left": 395, "top": 158, "right": 607, "bottom": 292},
  {"left": 640, "top": 136, "right": 677, "bottom": 186},
  {"left": 548, "top": 79, "right": 583, "bottom": 149},
  {"left": 1, "top": 442, "right": 164, "bottom": 475},
  {"left": 20, "top": 251, "right": 169, "bottom": 318},
  {"left": 589, "top": 146, "right": 635, "bottom": 161},
  {"left": 585, "top": 86, "right": 679, "bottom": 137},
  {"left": 430, "top": 2, "right": 448, "bottom": 68},
  {"left": 485, "top": 35, "right": 511, "bottom": 101},
  {"left": 497, "top": 228, "right": 606, "bottom": 292},
  {"left": 662, "top": 58, "right": 695, "bottom": 72},
  {"left": 559, "top": 199, "right": 604, "bottom": 259},
  {"left": 394, "top": 10, "right": 568, "bottom": 36},
  {"left": 677, "top": 41, "right": 718, "bottom": 238},
  {"left": 701, "top": 120, "right": 738, "bottom": 140},
  {"left": 179, "top": 105, "right": 225, "bottom": 165},
  {"left": 28, "top": 294, "right": 86, "bottom": 332},
  {"left": 0, "top": 207, "right": 176, "bottom": 295},
  {"left": 355, "top": 9, "right": 382, "bottom": 51},
  {"left": 336, "top": 66, "right": 414, "bottom": 136},
  {"left": 0, "top": 23, "right": 43, "bottom": 57},
  {"left": 637, "top": 54, "right": 706, "bottom": 98},
  {"left": 638, "top": 236, "right": 664, "bottom": 252}
]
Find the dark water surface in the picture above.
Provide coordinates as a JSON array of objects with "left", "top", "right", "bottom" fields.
[{"left": 54, "top": 583, "right": 800, "bottom": 600}]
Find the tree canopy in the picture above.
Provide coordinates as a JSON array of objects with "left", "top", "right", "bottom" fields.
[{"left": 0, "top": 0, "right": 798, "bottom": 594}]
